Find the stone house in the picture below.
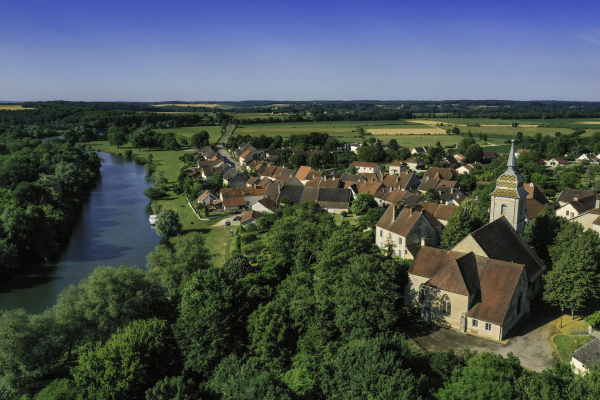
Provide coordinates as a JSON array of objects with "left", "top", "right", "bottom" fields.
[
  {"left": 250, "top": 198, "right": 278, "bottom": 213},
  {"left": 545, "top": 157, "right": 570, "bottom": 168},
  {"left": 405, "top": 247, "right": 530, "bottom": 341},
  {"left": 570, "top": 208, "right": 600, "bottom": 235},
  {"left": 405, "top": 156, "right": 426, "bottom": 170},
  {"left": 389, "top": 160, "right": 408, "bottom": 175},
  {"left": 375, "top": 204, "right": 442, "bottom": 259},
  {"left": 571, "top": 337, "right": 600, "bottom": 375},
  {"left": 352, "top": 161, "right": 380, "bottom": 174},
  {"left": 197, "top": 190, "right": 218, "bottom": 205},
  {"left": 241, "top": 210, "right": 263, "bottom": 226},
  {"left": 316, "top": 188, "right": 352, "bottom": 214}
]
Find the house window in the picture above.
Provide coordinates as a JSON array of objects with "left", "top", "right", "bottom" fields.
[
  {"left": 380, "top": 230, "right": 383, "bottom": 238},
  {"left": 485, "top": 323, "right": 492, "bottom": 332},
  {"left": 390, "top": 234, "right": 394, "bottom": 241},
  {"left": 472, "top": 319, "right": 478, "bottom": 328},
  {"left": 500, "top": 204, "right": 507, "bottom": 215},
  {"left": 442, "top": 296, "right": 451, "bottom": 315},
  {"left": 419, "top": 284, "right": 426, "bottom": 302},
  {"left": 566, "top": 210, "right": 570, "bottom": 217}
]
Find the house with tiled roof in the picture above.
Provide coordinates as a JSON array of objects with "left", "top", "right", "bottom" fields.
[
  {"left": 355, "top": 181, "right": 386, "bottom": 196},
  {"left": 295, "top": 166, "right": 313, "bottom": 183},
  {"left": 250, "top": 197, "right": 278, "bottom": 213},
  {"left": 418, "top": 202, "right": 459, "bottom": 226},
  {"left": 571, "top": 337, "right": 600, "bottom": 374},
  {"left": 220, "top": 187, "right": 266, "bottom": 210},
  {"left": 241, "top": 210, "right": 263, "bottom": 226},
  {"left": 456, "top": 162, "right": 484, "bottom": 175},
  {"left": 576, "top": 153, "right": 600, "bottom": 163},
  {"left": 405, "top": 246, "right": 529, "bottom": 341},
  {"left": 197, "top": 190, "right": 218, "bottom": 205},
  {"left": 316, "top": 188, "right": 353, "bottom": 213},
  {"left": 423, "top": 167, "right": 458, "bottom": 182},
  {"left": 570, "top": 208, "right": 600, "bottom": 235},
  {"left": 389, "top": 160, "right": 408, "bottom": 175},
  {"left": 352, "top": 161, "right": 380, "bottom": 174},
  {"left": 405, "top": 156, "right": 426, "bottom": 170},
  {"left": 482, "top": 151, "right": 500, "bottom": 163},
  {"left": 411, "top": 146, "right": 429, "bottom": 155},
  {"left": 555, "top": 189, "right": 599, "bottom": 219},
  {"left": 392, "top": 171, "right": 421, "bottom": 191},
  {"left": 299, "top": 186, "right": 320, "bottom": 204},
  {"left": 445, "top": 155, "right": 459, "bottom": 169},
  {"left": 375, "top": 204, "right": 442, "bottom": 259},
  {"left": 545, "top": 157, "right": 570, "bottom": 168},
  {"left": 246, "top": 176, "right": 260, "bottom": 187}
]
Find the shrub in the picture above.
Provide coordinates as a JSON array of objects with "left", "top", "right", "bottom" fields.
[
  {"left": 341, "top": 211, "right": 348, "bottom": 217},
  {"left": 143, "top": 187, "right": 166, "bottom": 201},
  {"left": 124, "top": 149, "right": 133, "bottom": 159}
]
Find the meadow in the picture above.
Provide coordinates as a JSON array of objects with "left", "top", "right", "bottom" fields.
[
  {"left": 150, "top": 103, "right": 227, "bottom": 108},
  {"left": 154, "top": 126, "right": 223, "bottom": 142}
]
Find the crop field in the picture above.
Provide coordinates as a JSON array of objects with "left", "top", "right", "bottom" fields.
[
  {"left": 154, "top": 126, "right": 223, "bottom": 142},
  {"left": 151, "top": 103, "right": 227, "bottom": 108},
  {"left": 0, "top": 104, "right": 34, "bottom": 110},
  {"left": 233, "top": 120, "right": 471, "bottom": 148}
]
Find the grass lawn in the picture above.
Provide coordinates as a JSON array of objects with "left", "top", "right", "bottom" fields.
[
  {"left": 333, "top": 213, "right": 360, "bottom": 225},
  {"left": 89, "top": 140, "right": 235, "bottom": 267},
  {"left": 553, "top": 335, "right": 594, "bottom": 363},
  {"left": 154, "top": 126, "right": 224, "bottom": 142}
]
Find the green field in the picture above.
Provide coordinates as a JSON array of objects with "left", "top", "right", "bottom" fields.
[
  {"left": 154, "top": 126, "right": 223, "bottom": 143},
  {"left": 89, "top": 140, "right": 235, "bottom": 267}
]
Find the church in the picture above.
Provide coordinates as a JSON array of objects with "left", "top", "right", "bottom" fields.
[{"left": 404, "top": 140, "right": 547, "bottom": 341}]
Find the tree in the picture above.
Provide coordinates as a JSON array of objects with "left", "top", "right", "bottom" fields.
[
  {"left": 559, "top": 171, "right": 581, "bottom": 190},
  {"left": 543, "top": 230, "right": 600, "bottom": 315},
  {"left": 523, "top": 207, "right": 565, "bottom": 265},
  {"left": 424, "top": 188, "right": 441, "bottom": 203},
  {"left": 350, "top": 193, "right": 377, "bottom": 215},
  {"left": 441, "top": 207, "right": 472, "bottom": 248},
  {"left": 452, "top": 127, "right": 460, "bottom": 135},
  {"left": 151, "top": 169, "right": 168, "bottom": 188},
  {"left": 290, "top": 152, "right": 306, "bottom": 169},
  {"left": 222, "top": 251, "right": 253, "bottom": 281},
  {"left": 107, "top": 126, "right": 127, "bottom": 148},
  {"left": 72, "top": 318, "right": 181, "bottom": 400},
  {"left": 437, "top": 352, "right": 523, "bottom": 400},
  {"left": 190, "top": 131, "right": 210, "bottom": 149},
  {"left": 155, "top": 209, "right": 182, "bottom": 238},
  {"left": 146, "top": 232, "right": 211, "bottom": 296},
  {"left": 465, "top": 144, "right": 484, "bottom": 163},
  {"left": 174, "top": 268, "right": 249, "bottom": 378}
]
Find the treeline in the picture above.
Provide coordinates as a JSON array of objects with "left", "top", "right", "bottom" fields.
[
  {"left": 0, "top": 133, "right": 102, "bottom": 277},
  {"left": 4, "top": 202, "right": 600, "bottom": 399}
]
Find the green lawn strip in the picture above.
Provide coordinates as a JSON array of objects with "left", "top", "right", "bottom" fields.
[{"left": 553, "top": 335, "right": 594, "bottom": 363}]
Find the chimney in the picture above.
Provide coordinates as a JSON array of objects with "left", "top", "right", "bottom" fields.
[
  {"left": 410, "top": 206, "right": 414, "bottom": 216},
  {"left": 574, "top": 195, "right": 579, "bottom": 202},
  {"left": 530, "top": 182, "right": 534, "bottom": 187},
  {"left": 392, "top": 204, "right": 397, "bottom": 222},
  {"left": 421, "top": 237, "right": 426, "bottom": 247},
  {"left": 596, "top": 195, "right": 600, "bottom": 209}
]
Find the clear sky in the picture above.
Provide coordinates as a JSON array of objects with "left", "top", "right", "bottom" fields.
[{"left": 1, "top": 0, "right": 599, "bottom": 102}]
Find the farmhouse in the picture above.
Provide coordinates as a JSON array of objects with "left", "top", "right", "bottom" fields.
[{"left": 389, "top": 159, "right": 408, "bottom": 175}]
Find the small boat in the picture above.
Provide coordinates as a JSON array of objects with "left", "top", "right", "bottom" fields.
[{"left": 149, "top": 215, "right": 158, "bottom": 225}]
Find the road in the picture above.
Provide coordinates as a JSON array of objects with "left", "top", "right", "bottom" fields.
[{"left": 217, "top": 124, "right": 239, "bottom": 169}]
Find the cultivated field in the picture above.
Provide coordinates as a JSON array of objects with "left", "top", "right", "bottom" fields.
[
  {"left": 151, "top": 103, "right": 225, "bottom": 108},
  {"left": 367, "top": 127, "right": 447, "bottom": 135},
  {"left": 0, "top": 105, "right": 34, "bottom": 110}
]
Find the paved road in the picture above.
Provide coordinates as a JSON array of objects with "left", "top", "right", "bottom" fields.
[
  {"left": 217, "top": 124, "right": 239, "bottom": 169},
  {"left": 415, "top": 309, "right": 560, "bottom": 372}
]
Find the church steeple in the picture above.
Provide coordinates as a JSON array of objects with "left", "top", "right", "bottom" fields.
[{"left": 489, "top": 139, "right": 528, "bottom": 235}]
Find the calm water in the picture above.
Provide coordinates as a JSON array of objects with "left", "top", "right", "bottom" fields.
[{"left": 0, "top": 152, "right": 162, "bottom": 314}]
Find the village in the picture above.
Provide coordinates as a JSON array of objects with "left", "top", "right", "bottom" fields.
[{"left": 186, "top": 134, "right": 600, "bottom": 373}]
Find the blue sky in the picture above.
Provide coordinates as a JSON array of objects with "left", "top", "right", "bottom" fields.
[{"left": 1, "top": 0, "right": 599, "bottom": 101}]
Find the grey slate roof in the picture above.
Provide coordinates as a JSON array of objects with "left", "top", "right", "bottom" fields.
[
  {"left": 572, "top": 337, "right": 600, "bottom": 367},
  {"left": 278, "top": 185, "right": 305, "bottom": 205}
]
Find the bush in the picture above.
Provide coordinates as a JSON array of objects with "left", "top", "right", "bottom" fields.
[
  {"left": 341, "top": 211, "right": 348, "bottom": 217},
  {"left": 544, "top": 188, "right": 556, "bottom": 198},
  {"left": 124, "top": 149, "right": 133, "bottom": 159},
  {"left": 240, "top": 233, "right": 258, "bottom": 245},
  {"left": 245, "top": 223, "right": 258, "bottom": 232}
]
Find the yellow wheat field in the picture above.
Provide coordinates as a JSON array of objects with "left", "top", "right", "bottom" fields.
[
  {"left": 367, "top": 128, "right": 447, "bottom": 135},
  {"left": 0, "top": 105, "right": 34, "bottom": 110}
]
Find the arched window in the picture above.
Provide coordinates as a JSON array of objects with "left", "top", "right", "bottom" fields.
[
  {"left": 500, "top": 204, "right": 507, "bottom": 215},
  {"left": 442, "top": 295, "right": 451, "bottom": 315},
  {"left": 419, "top": 284, "right": 426, "bottom": 302}
]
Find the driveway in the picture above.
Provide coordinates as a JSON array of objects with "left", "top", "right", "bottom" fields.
[{"left": 415, "top": 306, "right": 561, "bottom": 372}]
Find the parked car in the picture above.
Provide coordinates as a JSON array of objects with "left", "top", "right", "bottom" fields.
[{"left": 225, "top": 220, "right": 231, "bottom": 226}]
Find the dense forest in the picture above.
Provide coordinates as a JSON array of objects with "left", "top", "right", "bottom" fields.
[{"left": 3, "top": 202, "right": 600, "bottom": 399}]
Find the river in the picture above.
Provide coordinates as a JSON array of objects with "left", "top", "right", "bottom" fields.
[{"left": 0, "top": 152, "right": 162, "bottom": 314}]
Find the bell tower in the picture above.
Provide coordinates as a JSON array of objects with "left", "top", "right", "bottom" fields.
[{"left": 489, "top": 139, "right": 528, "bottom": 235}]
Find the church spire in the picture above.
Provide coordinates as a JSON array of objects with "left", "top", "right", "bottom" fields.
[{"left": 507, "top": 139, "right": 516, "bottom": 172}]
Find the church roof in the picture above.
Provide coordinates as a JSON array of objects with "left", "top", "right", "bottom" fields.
[{"left": 491, "top": 140, "right": 528, "bottom": 199}]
